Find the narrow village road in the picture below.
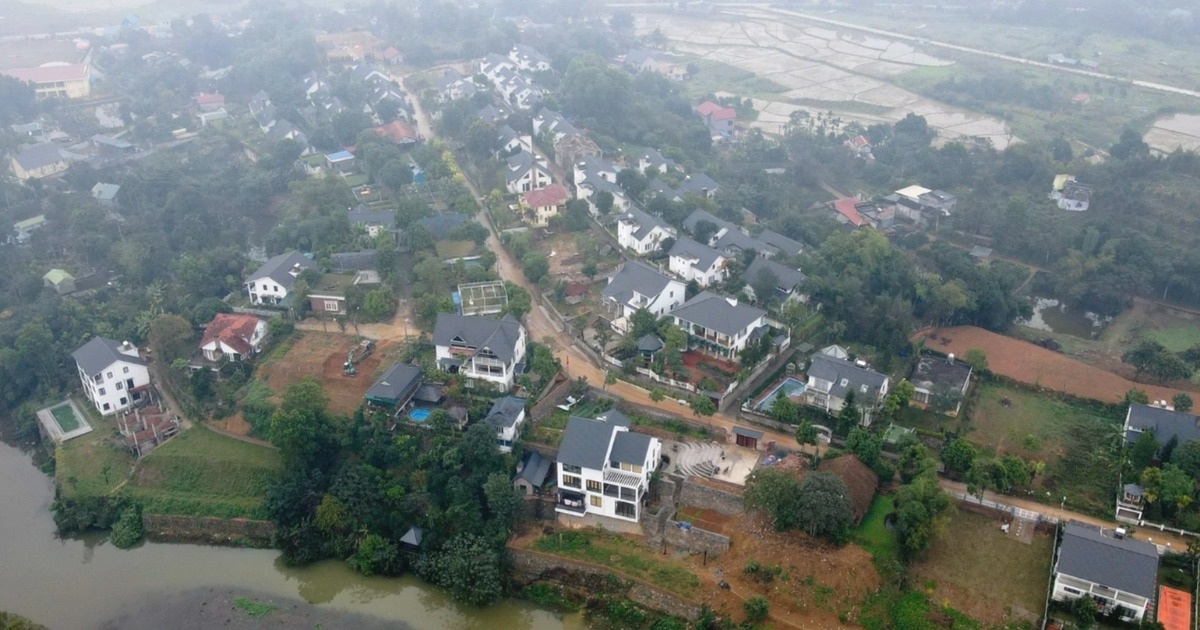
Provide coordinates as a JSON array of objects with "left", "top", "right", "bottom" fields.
[{"left": 937, "top": 479, "right": 1194, "bottom": 549}]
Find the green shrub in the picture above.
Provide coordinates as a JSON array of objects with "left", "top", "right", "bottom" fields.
[
  {"left": 743, "top": 596, "right": 769, "bottom": 624},
  {"left": 109, "top": 504, "right": 143, "bottom": 549}
]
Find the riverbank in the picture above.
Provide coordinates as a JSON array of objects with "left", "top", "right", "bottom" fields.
[{"left": 98, "top": 587, "right": 407, "bottom": 630}]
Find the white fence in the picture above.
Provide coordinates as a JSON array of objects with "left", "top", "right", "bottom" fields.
[{"left": 952, "top": 491, "right": 1060, "bottom": 525}]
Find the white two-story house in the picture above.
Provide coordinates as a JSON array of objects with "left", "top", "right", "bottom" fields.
[
  {"left": 243, "top": 251, "right": 318, "bottom": 306},
  {"left": 601, "top": 261, "right": 686, "bottom": 332},
  {"left": 616, "top": 206, "right": 675, "bottom": 255},
  {"left": 804, "top": 351, "right": 890, "bottom": 426},
  {"left": 434, "top": 313, "right": 528, "bottom": 390},
  {"left": 484, "top": 395, "right": 527, "bottom": 453},
  {"left": 556, "top": 410, "right": 661, "bottom": 525},
  {"left": 1051, "top": 522, "right": 1157, "bottom": 625},
  {"left": 671, "top": 292, "right": 769, "bottom": 363},
  {"left": 668, "top": 237, "right": 727, "bottom": 287},
  {"left": 505, "top": 151, "right": 553, "bottom": 194},
  {"left": 72, "top": 337, "right": 151, "bottom": 416}
]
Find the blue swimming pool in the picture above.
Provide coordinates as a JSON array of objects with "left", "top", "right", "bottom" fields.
[
  {"left": 755, "top": 377, "right": 807, "bottom": 412},
  {"left": 409, "top": 408, "right": 431, "bottom": 422}
]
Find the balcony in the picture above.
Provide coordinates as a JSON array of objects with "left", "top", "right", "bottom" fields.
[{"left": 557, "top": 491, "right": 587, "bottom": 514}]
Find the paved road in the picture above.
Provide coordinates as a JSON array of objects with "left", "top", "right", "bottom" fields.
[{"left": 938, "top": 479, "right": 1195, "bottom": 550}]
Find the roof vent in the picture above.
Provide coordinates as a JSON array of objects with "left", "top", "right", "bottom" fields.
[{"left": 854, "top": 359, "right": 868, "bottom": 368}]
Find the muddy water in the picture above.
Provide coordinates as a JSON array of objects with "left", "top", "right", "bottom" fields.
[
  {"left": 1016, "top": 295, "right": 1109, "bottom": 339},
  {"left": 0, "top": 439, "right": 584, "bottom": 630}
]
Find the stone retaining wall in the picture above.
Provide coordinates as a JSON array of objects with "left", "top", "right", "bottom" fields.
[
  {"left": 509, "top": 548, "right": 702, "bottom": 621},
  {"left": 142, "top": 514, "right": 276, "bottom": 547},
  {"left": 663, "top": 520, "right": 731, "bottom": 557},
  {"left": 679, "top": 478, "right": 744, "bottom": 515}
]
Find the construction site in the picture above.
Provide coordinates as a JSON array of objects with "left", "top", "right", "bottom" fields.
[{"left": 259, "top": 332, "right": 392, "bottom": 415}]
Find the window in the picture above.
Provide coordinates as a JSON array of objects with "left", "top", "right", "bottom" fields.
[
  {"left": 116, "top": 382, "right": 123, "bottom": 390},
  {"left": 1062, "top": 587, "right": 1081, "bottom": 595},
  {"left": 615, "top": 501, "right": 636, "bottom": 518},
  {"left": 562, "top": 464, "right": 581, "bottom": 474},
  {"left": 323, "top": 300, "right": 340, "bottom": 312},
  {"left": 262, "top": 283, "right": 268, "bottom": 291},
  {"left": 618, "top": 462, "right": 643, "bottom": 474},
  {"left": 99, "top": 387, "right": 106, "bottom": 396},
  {"left": 107, "top": 372, "right": 113, "bottom": 379},
  {"left": 119, "top": 397, "right": 127, "bottom": 406},
  {"left": 123, "top": 366, "right": 129, "bottom": 374},
  {"left": 562, "top": 475, "right": 581, "bottom": 489},
  {"left": 590, "top": 495, "right": 603, "bottom": 508},
  {"left": 586, "top": 480, "right": 601, "bottom": 493}
]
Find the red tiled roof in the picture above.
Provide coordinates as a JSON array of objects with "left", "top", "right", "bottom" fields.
[
  {"left": 199, "top": 313, "right": 261, "bottom": 357},
  {"left": 193, "top": 92, "right": 225, "bottom": 105},
  {"left": 849, "top": 135, "right": 870, "bottom": 148},
  {"left": 523, "top": 183, "right": 569, "bottom": 208},
  {"left": 564, "top": 282, "right": 590, "bottom": 297},
  {"left": 831, "top": 198, "right": 866, "bottom": 227},
  {"left": 1, "top": 63, "right": 89, "bottom": 84},
  {"left": 384, "top": 46, "right": 401, "bottom": 59},
  {"left": 694, "top": 101, "right": 736, "bottom": 120},
  {"left": 372, "top": 120, "right": 418, "bottom": 144}
]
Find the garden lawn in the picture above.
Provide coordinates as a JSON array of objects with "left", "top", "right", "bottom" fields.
[
  {"left": 1148, "top": 323, "right": 1200, "bottom": 354},
  {"left": 910, "top": 506, "right": 1053, "bottom": 626},
  {"left": 124, "top": 427, "right": 282, "bottom": 519},
  {"left": 854, "top": 495, "right": 899, "bottom": 568},
  {"left": 50, "top": 403, "right": 82, "bottom": 432},
  {"left": 967, "top": 383, "right": 1122, "bottom": 516},
  {"left": 56, "top": 432, "right": 135, "bottom": 498},
  {"left": 531, "top": 529, "right": 701, "bottom": 598}
]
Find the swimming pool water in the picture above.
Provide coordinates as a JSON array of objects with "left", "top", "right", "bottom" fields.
[
  {"left": 755, "top": 377, "right": 807, "bottom": 412},
  {"left": 409, "top": 408, "right": 431, "bottom": 422}
]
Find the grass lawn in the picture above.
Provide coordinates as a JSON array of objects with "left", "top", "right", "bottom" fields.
[
  {"left": 910, "top": 506, "right": 1053, "bottom": 625},
  {"left": 56, "top": 431, "right": 136, "bottom": 498},
  {"left": 967, "top": 383, "right": 1122, "bottom": 516},
  {"left": 854, "top": 495, "right": 899, "bottom": 569},
  {"left": 434, "top": 239, "right": 476, "bottom": 259},
  {"left": 50, "top": 403, "right": 82, "bottom": 432},
  {"left": 1148, "top": 323, "right": 1200, "bottom": 353},
  {"left": 124, "top": 427, "right": 282, "bottom": 519},
  {"left": 532, "top": 529, "right": 701, "bottom": 598}
]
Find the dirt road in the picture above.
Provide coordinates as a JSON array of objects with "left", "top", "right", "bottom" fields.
[{"left": 938, "top": 479, "right": 1194, "bottom": 550}]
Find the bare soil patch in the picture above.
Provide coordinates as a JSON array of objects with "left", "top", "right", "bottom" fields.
[
  {"left": 687, "top": 511, "right": 880, "bottom": 627},
  {"left": 259, "top": 332, "right": 391, "bottom": 416},
  {"left": 919, "top": 326, "right": 1187, "bottom": 403}
]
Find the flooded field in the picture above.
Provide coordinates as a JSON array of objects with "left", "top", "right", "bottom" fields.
[
  {"left": 1145, "top": 113, "right": 1200, "bottom": 154},
  {"left": 637, "top": 7, "right": 1017, "bottom": 148}
]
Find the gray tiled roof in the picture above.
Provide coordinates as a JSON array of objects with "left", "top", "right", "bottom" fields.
[
  {"left": 433, "top": 314, "right": 524, "bottom": 363},
  {"left": 669, "top": 237, "right": 724, "bottom": 273},
  {"left": 911, "top": 355, "right": 972, "bottom": 393},
  {"left": 744, "top": 257, "right": 806, "bottom": 293},
  {"left": 807, "top": 354, "right": 888, "bottom": 401},
  {"left": 671, "top": 292, "right": 765, "bottom": 337},
  {"left": 516, "top": 451, "right": 552, "bottom": 488},
  {"left": 755, "top": 229, "right": 804, "bottom": 257},
  {"left": 618, "top": 206, "right": 672, "bottom": 241},
  {"left": 637, "top": 334, "right": 664, "bottom": 352},
  {"left": 1124, "top": 403, "right": 1200, "bottom": 447},
  {"left": 712, "top": 227, "right": 763, "bottom": 254},
  {"left": 245, "top": 251, "right": 316, "bottom": 290},
  {"left": 506, "top": 151, "right": 545, "bottom": 185},
  {"left": 415, "top": 212, "right": 469, "bottom": 240},
  {"left": 1056, "top": 522, "right": 1158, "bottom": 599},
  {"left": 677, "top": 172, "right": 719, "bottom": 195},
  {"left": 682, "top": 208, "right": 736, "bottom": 237},
  {"left": 559, "top": 416, "right": 619, "bottom": 470},
  {"left": 601, "top": 261, "right": 677, "bottom": 308},
  {"left": 72, "top": 337, "right": 146, "bottom": 377},
  {"left": 348, "top": 206, "right": 395, "bottom": 229},
  {"left": 485, "top": 395, "right": 526, "bottom": 429},
  {"left": 365, "top": 364, "right": 422, "bottom": 404},
  {"left": 13, "top": 142, "right": 66, "bottom": 172},
  {"left": 610, "top": 431, "right": 653, "bottom": 466}
]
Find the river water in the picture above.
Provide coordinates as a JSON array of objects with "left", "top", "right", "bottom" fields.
[{"left": 0, "top": 438, "right": 585, "bottom": 630}]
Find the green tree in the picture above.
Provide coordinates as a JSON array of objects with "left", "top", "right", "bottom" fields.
[
  {"left": 1160, "top": 463, "right": 1195, "bottom": 513},
  {"left": 416, "top": 533, "right": 504, "bottom": 606},
  {"left": 1071, "top": 591, "right": 1098, "bottom": 630},
  {"left": 883, "top": 379, "right": 915, "bottom": 418},
  {"left": 1174, "top": 393, "right": 1194, "bottom": 413},
  {"left": 845, "top": 428, "right": 882, "bottom": 470},
  {"left": 793, "top": 471, "right": 854, "bottom": 540},
  {"left": 963, "top": 348, "right": 988, "bottom": 373},
  {"left": 689, "top": 395, "right": 716, "bottom": 418},
  {"left": 270, "top": 377, "right": 335, "bottom": 469},
  {"left": 795, "top": 420, "right": 818, "bottom": 447},
  {"left": 148, "top": 314, "right": 194, "bottom": 364},
  {"left": 1172, "top": 439, "right": 1200, "bottom": 479},
  {"left": 835, "top": 390, "right": 860, "bottom": 436},
  {"left": 744, "top": 468, "right": 804, "bottom": 531},
  {"left": 347, "top": 533, "right": 401, "bottom": 577},
  {"left": 1126, "top": 388, "right": 1151, "bottom": 405},
  {"left": 892, "top": 475, "right": 951, "bottom": 558},
  {"left": 1129, "top": 430, "right": 1159, "bottom": 471},
  {"left": 898, "top": 444, "right": 936, "bottom": 484},
  {"left": 629, "top": 309, "right": 659, "bottom": 339},
  {"left": 941, "top": 438, "right": 976, "bottom": 476}
]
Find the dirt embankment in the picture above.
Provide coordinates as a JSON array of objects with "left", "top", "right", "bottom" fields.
[{"left": 919, "top": 326, "right": 1188, "bottom": 404}]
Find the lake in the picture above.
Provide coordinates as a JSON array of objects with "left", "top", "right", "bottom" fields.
[{"left": 0, "top": 436, "right": 585, "bottom": 630}]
